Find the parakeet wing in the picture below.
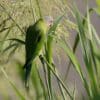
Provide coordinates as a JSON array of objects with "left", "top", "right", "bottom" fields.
[{"left": 25, "top": 21, "right": 46, "bottom": 64}]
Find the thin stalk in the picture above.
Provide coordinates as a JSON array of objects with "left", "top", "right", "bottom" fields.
[
  {"left": 45, "top": 35, "right": 54, "bottom": 100},
  {"left": 57, "top": 79, "right": 66, "bottom": 100},
  {"left": 64, "top": 34, "right": 79, "bottom": 81},
  {"left": 35, "top": 0, "right": 42, "bottom": 18},
  {"left": 29, "top": 0, "right": 36, "bottom": 22},
  {"left": 0, "top": 4, "right": 25, "bottom": 34},
  {"left": 39, "top": 56, "right": 51, "bottom": 100},
  {"left": 0, "top": 23, "right": 14, "bottom": 52},
  {"left": 36, "top": 66, "right": 47, "bottom": 100},
  {"left": 42, "top": 56, "right": 73, "bottom": 100}
]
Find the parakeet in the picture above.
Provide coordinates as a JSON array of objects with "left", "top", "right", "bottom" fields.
[{"left": 24, "top": 18, "right": 53, "bottom": 88}]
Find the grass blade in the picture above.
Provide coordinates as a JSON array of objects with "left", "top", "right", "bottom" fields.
[
  {"left": 0, "top": 4, "right": 25, "bottom": 34},
  {"left": 31, "top": 63, "right": 44, "bottom": 100},
  {"left": 8, "top": 38, "right": 25, "bottom": 45},
  {"left": 45, "top": 14, "right": 65, "bottom": 99},
  {"left": 0, "top": 23, "right": 14, "bottom": 52},
  {"left": 1, "top": 68, "right": 25, "bottom": 100},
  {"left": 2, "top": 43, "right": 18, "bottom": 53},
  {"left": 42, "top": 56, "right": 73, "bottom": 100},
  {"left": 73, "top": 4, "right": 100, "bottom": 98}
]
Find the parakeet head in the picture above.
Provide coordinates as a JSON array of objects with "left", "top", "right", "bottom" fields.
[
  {"left": 44, "top": 16, "right": 53, "bottom": 28},
  {"left": 35, "top": 16, "right": 53, "bottom": 34}
]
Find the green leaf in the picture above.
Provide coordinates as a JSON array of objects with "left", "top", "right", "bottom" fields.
[
  {"left": 48, "top": 14, "right": 64, "bottom": 35},
  {"left": 64, "top": 34, "right": 79, "bottom": 81},
  {"left": 91, "top": 26, "right": 100, "bottom": 45},
  {"left": 45, "top": 14, "right": 65, "bottom": 100},
  {"left": 42, "top": 56, "right": 73, "bottom": 100},
  {"left": 73, "top": 4, "right": 100, "bottom": 98},
  {"left": 59, "top": 39, "right": 84, "bottom": 81},
  {"left": 31, "top": 63, "right": 44, "bottom": 100}
]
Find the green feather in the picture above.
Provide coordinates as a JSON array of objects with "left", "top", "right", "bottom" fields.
[{"left": 24, "top": 18, "right": 48, "bottom": 88}]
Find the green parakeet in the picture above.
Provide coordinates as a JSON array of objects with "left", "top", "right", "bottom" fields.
[{"left": 24, "top": 18, "right": 53, "bottom": 87}]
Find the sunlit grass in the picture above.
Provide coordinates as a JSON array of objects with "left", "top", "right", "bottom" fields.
[{"left": 0, "top": 0, "right": 100, "bottom": 100}]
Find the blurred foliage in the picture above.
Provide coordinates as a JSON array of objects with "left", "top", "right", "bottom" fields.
[{"left": 0, "top": 0, "right": 100, "bottom": 100}]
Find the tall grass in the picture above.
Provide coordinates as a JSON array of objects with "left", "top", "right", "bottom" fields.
[{"left": 0, "top": 0, "right": 100, "bottom": 100}]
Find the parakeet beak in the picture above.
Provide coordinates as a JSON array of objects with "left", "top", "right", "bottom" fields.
[{"left": 44, "top": 16, "right": 53, "bottom": 28}]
